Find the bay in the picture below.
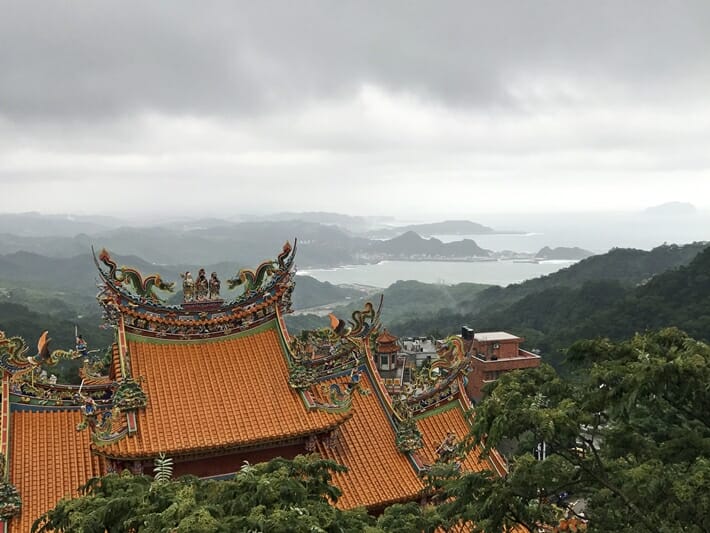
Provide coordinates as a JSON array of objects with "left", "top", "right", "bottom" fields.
[{"left": 298, "top": 259, "right": 576, "bottom": 288}]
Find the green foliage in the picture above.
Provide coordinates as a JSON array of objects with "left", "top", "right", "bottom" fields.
[
  {"left": 0, "top": 479, "right": 22, "bottom": 520},
  {"left": 153, "top": 453, "right": 173, "bottom": 484},
  {"left": 374, "top": 502, "right": 442, "bottom": 533},
  {"left": 287, "top": 279, "right": 490, "bottom": 335},
  {"left": 376, "top": 280, "right": 490, "bottom": 324},
  {"left": 450, "top": 329, "right": 710, "bottom": 533},
  {"left": 32, "top": 455, "right": 375, "bottom": 533},
  {"left": 285, "top": 313, "right": 332, "bottom": 334}
]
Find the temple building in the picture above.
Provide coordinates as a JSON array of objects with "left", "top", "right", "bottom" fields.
[
  {"left": 0, "top": 242, "right": 508, "bottom": 531},
  {"left": 375, "top": 329, "right": 400, "bottom": 372}
]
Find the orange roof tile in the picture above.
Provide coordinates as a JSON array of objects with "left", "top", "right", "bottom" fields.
[
  {"left": 102, "top": 320, "right": 348, "bottom": 458},
  {"left": 376, "top": 329, "right": 399, "bottom": 344},
  {"left": 316, "top": 373, "right": 424, "bottom": 509},
  {"left": 416, "top": 400, "right": 495, "bottom": 474},
  {"left": 9, "top": 409, "right": 102, "bottom": 533}
]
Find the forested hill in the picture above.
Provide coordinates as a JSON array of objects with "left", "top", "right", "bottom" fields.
[
  {"left": 388, "top": 242, "right": 710, "bottom": 366},
  {"left": 594, "top": 244, "right": 710, "bottom": 342},
  {"left": 471, "top": 242, "right": 707, "bottom": 313}
]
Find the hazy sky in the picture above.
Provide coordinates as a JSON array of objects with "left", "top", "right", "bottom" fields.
[{"left": 1, "top": 1, "right": 709, "bottom": 218}]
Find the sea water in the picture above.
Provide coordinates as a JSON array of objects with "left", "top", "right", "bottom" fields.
[
  {"left": 298, "top": 259, "right": 576, "bottom": 288},
  {"left": 299, "top": 211, "right": 709, "bottom": 288}
]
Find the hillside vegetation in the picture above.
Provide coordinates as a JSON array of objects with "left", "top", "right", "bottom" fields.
[{"left": 390, "top": 243, "right": 710, "bottom": 366}]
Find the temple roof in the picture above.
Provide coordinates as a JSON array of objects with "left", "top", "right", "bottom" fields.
[
  {"left": 100, "top": 320, "right": 349, "bottom": 459},
  {"left": 9, "top": 409, "right": 102, "bottom": 533},
  {"left": 315, "top": 373, "right": 500, "bottom": 510},
  {"left": 315, "top": 372, "right": 423, "bottom": 509},
  {"left": 377, "top": 329, "right": 398, "bottom": 343},
  {"left": 308, "top": 330, "right": 499, "bottom": 510},
  {"left": 376, "top": 329, "right": 400, "bottom": 355},
  {"left": 415, "top": 399, "right": 490, "bottom": 473}
]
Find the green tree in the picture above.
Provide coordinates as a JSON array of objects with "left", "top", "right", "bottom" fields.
[
  {"left": 32, "top": 455, "right": 375, "bottom": 533},
  {"left": 440, "top": 328, "right": 710, "bottom": 532}
]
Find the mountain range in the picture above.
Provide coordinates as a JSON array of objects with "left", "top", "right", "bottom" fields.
[{"left": 0, "top": 214, "right": 589, "bottom": 267}]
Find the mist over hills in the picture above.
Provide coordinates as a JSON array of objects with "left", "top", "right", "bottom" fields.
[
  {"left": 0, "top": 220, "right": 365, "bottom": 266},
  {"left": 0, "top": 212, "right": 596, "bottom": 269},
  {"left": 0, "top": 212, "right": 127, "bottom": 237}
]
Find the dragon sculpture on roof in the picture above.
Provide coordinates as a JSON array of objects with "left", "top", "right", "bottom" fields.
[
  {"left": 227, "top": 240, "right": 296, "bottom": 293},
  {"left": 0, "top": 330, "right": 81, "bottom": 379},
  {"left": 95, "top": 247, "right": 175, "bottom": 303}
]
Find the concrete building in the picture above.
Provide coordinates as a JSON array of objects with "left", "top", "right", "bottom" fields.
[{"left": 466, "top": 331, "right": 541, "bottom": 401}]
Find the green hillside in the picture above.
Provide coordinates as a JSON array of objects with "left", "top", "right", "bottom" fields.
[
  {"left": 469, "top": 242, "right": 707, "bottom": 314},
  {"left": 389, "top": 243, "right": 710, "bottom": 367}
]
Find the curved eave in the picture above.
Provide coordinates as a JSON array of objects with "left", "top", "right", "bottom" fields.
[{"left": 94, "top": 417, "right": 349, "bottom": 461}]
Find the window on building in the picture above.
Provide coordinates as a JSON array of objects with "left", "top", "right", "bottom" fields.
[{"left": 484, "top": 370, "right": 503, "bottom": 381}]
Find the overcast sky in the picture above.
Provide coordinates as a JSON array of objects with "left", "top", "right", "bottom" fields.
[{"left": 1, "top": 1, "right": 709, "bottom": 219}]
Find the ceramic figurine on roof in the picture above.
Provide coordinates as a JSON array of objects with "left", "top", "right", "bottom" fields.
[
  {"left": 287, "top": 297, "right": 384, "bottom": 393},
  {"left": 399, "top": 333, "right": 474, "bottom": 415},
  {"left": 325, "top": 295, "right": 383, "bottom": 341},
  {"left": 209, "top": 272, "right": 221, "bottom": 299},
  {"left": 227, "top": 259, "right": 276, "bottom": 294},
  {"left": 76, "top": 389, "right": 98, "bottom": 432},
  {"left": 395, "top": 417, "right": 424, "bottom": 453},
  {"left": 181, "top": 271, "right": 195, "bottom": 301},
  {"left": 195, "top": 268, "right": 209, "bottom": 300},
  {"left": 75, "top": 334, "right": 88, "bottom": 357},
  {"left": 227, "top": 240, "right": 296, "bottom": 295},
  {"left": 435, "top": 432, "right": 459, "bottom": 463}
]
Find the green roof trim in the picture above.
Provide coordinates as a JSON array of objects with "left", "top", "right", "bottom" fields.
[{"left": 412, "top": 399, "right": 462, "bottom": 421}]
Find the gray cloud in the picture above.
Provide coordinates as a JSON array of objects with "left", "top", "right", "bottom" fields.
[
  {"left": 1, "top": 1, "right": 709, "bottom": 121},
  {"left": 1, "top": 1, "right": 708, "bottom": 217}
]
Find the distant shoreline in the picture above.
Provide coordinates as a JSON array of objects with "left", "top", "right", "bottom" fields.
[{"left": 298, "top": 257, "right": 578, "bottom": 273}]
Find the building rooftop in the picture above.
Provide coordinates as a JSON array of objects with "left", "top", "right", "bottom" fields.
[
  {"left": 101, "top": 321, "right": 348, "bottom": 459},
  {"left": 415, "top": 399, "right": 494, "bottom": 474},
  {"left": 315, "top": 372, "right": 423, "bottom": 509},
  {"left": 10, "top": 409, "right": 102, "bottom": 533},
  {"left": 474, "top": 331, "right": 521, "bottom": 342}
]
